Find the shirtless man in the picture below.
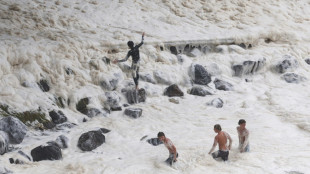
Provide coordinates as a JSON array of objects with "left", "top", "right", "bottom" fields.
[
  {"left": 237, "top": 119, "right": 250, "bottom": 153},
  {"left": 208, "top": 124, "right": 232, "bottom": 161},
  {"left": 157, "top": 132, "right": 178, "bottom": 166}
]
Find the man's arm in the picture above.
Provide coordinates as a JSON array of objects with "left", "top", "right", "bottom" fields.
[
  {"left": 241, "top": 130, "right": 249, "bottom": 151},
  {"left": 113, "top": 52, "right": 130, "bottom": 63},
  {"left": 171, "top": 145, "right": 177, "bottom": 161},
  {"left": 237, "top": 127, "right": 242, "bottom": 147},
  {"left": 208, "top": 137, "right": 218, "bottom": 154},
  {"left": 136, "top": 32, "right": 145, "bottom": 48},
  {"left": 225, "top": 132, "right": 232, "bottom": 150}
]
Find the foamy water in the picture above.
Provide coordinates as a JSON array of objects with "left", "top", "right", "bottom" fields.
[{"left": 1, "top": 0, "right": 310, "bottom": 174}]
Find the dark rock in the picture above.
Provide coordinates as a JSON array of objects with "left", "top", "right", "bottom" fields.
[
  {"left": 147, "top": 138, "right": 163, "bottom": 146},
  {"left": 0, "top": 131, "right": 9, "bottom": 155},
  {"left": 190, "top": 64, "right": 212, "bottom": 85},
  {"left": 281, "top": 73, "right": 306, "bottom": 83},
  {"left": 100, "top": 78, "right": 119, "bottom": 91},
  {"left": 55, "top": 122, "right": 76, "bottom": 130},
  {"left": 76, "top": 98, "right": 90, "bottom": 115},
  {"left": 47, "top": 141, "right": 60, "bottom": 148},
  {"left": 214, "top": 79, "right": 233, "bottom": 91},
  {"left": 111, "top": 107, "right": 122, "bottom": 111},
  {"left": 14, "top": 159, "right": 24, "bottom": 164},
  {"left": 125, "top": 88, "right": 146, "bottom": 104},
  {"left": 37, "top": 79, "right": 50, "bottom": 92},
  {"left": 124, "top": 108, "right": 143, "bottom": 118},
  {"left": 170, "top": 46, "right": 178, "bottom": 55},
  {"left": 99, "top": 128, "right": 111, "bottom": 134},
  {"left": 9, "top": 158, "right": 14, "bottom": 164},
  {"left": 305, "top": 58, "right": 310, "bottom": 65},
  {"left": 65, "top": 67, "right": 74, "bottom": 75},
  {"left": 105, "top": 92, "right": 121, "bottom": 108},
  {"left": 55, "top": 96, "right": 65, "bottom": 108},
  {"left": 164, "top": 84, "right": 184, "bottom": 97},
  {"left": 83, "top": 118, "right": 87, "bottom": 122},
  {"left": 209, "top": 98, "right": 224, "bottom": 108},
  {"left": 31, "top": 144, "right": 62, "bottom": 161},
  {"left": 275, "top": 55, "right": 298, "bottom": 73},
  {"left": 49, "top": 110, "right": 67, "bottom": 124},
  {"left": 0, "top": 116, "right": 27, "bottom": 144},
  {"left": 102, "top": 57, "right": 111, "bottom": 65},
  {"left": 55, "top": 135, "right": 69, "bottom": 149},
  {"left": 233, "top": 59, "right": 266, "bottom": 77},
  {"left": 77, "top": 130, "right": 105, "bottom": 151},
  {"left": 123, "top": 104, "right": 129, "bottom": 107},
  {"left": 188, "top": 86, "right": 213, "bottom": 96},
  {"left": 86, "top": 108, "right": 102, "bottom": 118},
  {"left": 43, "top": 121, "right": 56, "bottom": 129},
  {"left": 18, "top": 150, "right": 31, "bottom": 161}
]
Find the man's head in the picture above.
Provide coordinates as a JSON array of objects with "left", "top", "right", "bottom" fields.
[
  {"left": 127, "top": 41, "right": 134, "bottom": 49},
  {"left": 214, "top": 124, "right": 222, "bottom": 133},
  {"left": 238, "top": 119, "right": 246, "bottom": 128},
  {"left": 157, "top": 132, "right": 165, "bottom": 141}
]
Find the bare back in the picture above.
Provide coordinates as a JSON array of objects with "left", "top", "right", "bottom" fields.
[{"left": 216, "top": 131, "right": 229, "bottom": 151}]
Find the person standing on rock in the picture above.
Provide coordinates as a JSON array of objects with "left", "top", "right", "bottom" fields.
[
  {"left": 237, "top": 119, "right": 250, "bottom": 153},
  {"left": 157, "top": 132, "right": 178, "bottom": 166},
  {"left": 208, "top": 124, "right": 232, "bottom": 161},
  {"left": 113, "top": 32, "right": 145, "bottom": 90}
]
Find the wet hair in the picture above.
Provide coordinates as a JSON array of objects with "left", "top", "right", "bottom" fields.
[
  {"left": 214, "top": 124, "right": 222, "bottom": 131},
  {"left": 157, "top": 132, "right": 165, "bottom": 138},
  {"left": 127, "top": 41, "right": 134, "bottom": 48},
  {"left": 238, "top": 119, "right": 246, "bottom": 125}
]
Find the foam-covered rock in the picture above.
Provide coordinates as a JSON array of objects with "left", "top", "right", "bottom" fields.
[
  {"left": 77, "top": 130, "right": 105, "bottom": 151},
  {"left": 233, "top": 59, "right": 266, "bottom": 77},
  {"left": 49, "top": 110, "right": 67, "bottom": 124},
  {"left": 0, "top": 116, "right": 27, "bottom": 144},
  {"left": 37, "top": 79, "right": 50, "bottom": 92},
  {"left": 105, "top": 91, "right": 121, "bottom": 108},
  {"left": 0, "top": 131, "right": 9, "bottom": 155},
  {"left": 214, "top": 79, "right": 233, "bottom": 91},
  {"left": 189, "top": 64, "right": 212, "bottom": 85},
  {"left": 124, "top": 88, "right": 146, "bottom": 104},
  {"left": 140, "top": 73, "right": 156, "bottom": 84},
  {"left": 208, "top": 98, "right": 224, "bottom": 108},
  {"left": 154, "top": 70, "right": 173, "bottom": 85},
  {"left": 55, "top": 135, "right": 69, "bottom": 149},
  {"left": 281, "top": 73, "right": 307, "bottom": 83},
  {"left": 164, "top": 84, "right": 184, "bottom": 97},
  {"left": 31, "top": 144, "right": 62, "bottom": 161},
  {"left": 274, "top": 55, "right": 298, "bottom": 73},
  {"left": 188, "top": 86, "right": 213, "bottom": 96},
  {"left": 124, "top": 108, "right": 143, "bottom": 118}
]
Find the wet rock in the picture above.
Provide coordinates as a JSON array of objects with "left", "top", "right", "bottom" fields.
[
  {"left": 233, "top": 59, "right": 266, "bottom": 77},
  {"left": 77, "top": 130, "right": 105, "bottom": 151},
  {"left": 154, "top": 70, "right": 173, "bottom": 85},
  {"left": 0, "top": 116, "right": 27, "bottom": 144},
  {"left": 208, "top": 98, "right": 224, "bottom": 108},
  {"left": 49, "top": 110, "right": 67, "bottom": 124},
  {"left": 55, "top": 96, "right": 65, "bottom": 108},
  {"left": 189, "top": 64, "right": 212, "bottom": 85},
  {"left": 169, "top": 98, "right": 179, "bottom": 104},
  {"left": 102, "top": 56, "right": 111, "bottom": 65},
  {"left": 31, "top": 144, "right": 62, "bottom": 161},
  {"left": 100, "top": 78, "right": 119, "bottom": 91},
  {"left": 147, "top": 138, "right": 163, "bottom": 146},
  {"left": 274, "top": 55, "right": 298, "bottom": 73},
  {"left": 281, "top": 73, "right": 306, "bottom": 83},
  {"left": 105, "top": 91, "right": 121, "bottom": 108},
  {"left": 37, "top": 79, "right": 50, "bottom": 92},
  {"left": 55, "top": 135, "right": 69, "bottom": 149},
  {"left": 125, "top": 88, "right": 146, "bottom": 104},
  {"left": 124, "top": 108, "right": 143, "bottom": 118},
  {"left": 188, "top": 86, "right": 213, "bottom": 96},
  {"left": 55, "top": 122, "right": 76, "bottom": 130},
  {"left": 43, "top": 121, "right": 56, "bottom": 129},
  {"left": 76, "top": 98, "right": 90, "bottom": 115},
  {"left": 305, "top": 58, "right": 310, "bottom": 65},
  {"left": 164, "top": 84, "right": 184, "bottom": 97},
  {"left": 99, "top": 128, "right": 111, "bottom": 134},
  {"left": 214, "top": 79, "right": 233, "bottom": 91},
  {"left": 140, "top": 73, "right": 156, "bottom": 84},
  {"left": 65, "top": 67, "right": 74, "bottom": 75},
  {"left": 188, "top": 48, "right": 202, "bottom": 57},
  {"left": 86, "top": 108, "right": 102, "bottom": 118},
  {"left": 111, "top": 107, "right": 122, "bottom": 111},
  {"left": 0, "top": 131, "right": 9, "bottom": 155},
  {"left": 123, "top": 104, "right": 129, "bottom": 107},
  {"left": 83, "top": 118, "right": 87, "bottom": 122},
  {"left": 170, "top": 46, "right": 178, "bottom": 55}
]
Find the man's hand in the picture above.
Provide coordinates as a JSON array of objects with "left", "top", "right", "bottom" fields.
[
  {"left": 112, "top": 59, "right": 118, "bottom": 64},
  {"left": 142, "top": 32, "right": 145, "bottom": 37}
]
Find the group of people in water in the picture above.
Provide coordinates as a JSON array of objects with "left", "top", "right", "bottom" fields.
[
  {"left": 158, "top": 119, "right": 250, "bottom": 166},
  {"left": 112, "top": 33, "right": 250, "bottom": 165}
]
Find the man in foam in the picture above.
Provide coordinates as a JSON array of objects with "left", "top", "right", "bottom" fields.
[
  {"left": 208, "top": 124, "right": 232, "bottom": 161},
  {"left": 157, "top": 132, "right": 178, "bottom": 166},
  {"left": 113, "top": 32, "right": 145, "bottom": 90},
  {"left": 237, "top": 119, "right": 250, "bottom": 153}
]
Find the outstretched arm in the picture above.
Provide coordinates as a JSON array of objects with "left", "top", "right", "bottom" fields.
[
  {"left": 208, "top": 137, "right": 218, "bottom": 154},
  {"left": 136, "top": 32, "right": 145, "bottom": 48},
  {"left": 113, "top": 52, "right": 130, "bottom": 64}
]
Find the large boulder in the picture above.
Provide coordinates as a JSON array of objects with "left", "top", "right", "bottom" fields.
[
  {"left": 189, "top": 64, "right": 212, "bottom": 85},
  {"left": 232, "top": 59, "right": 266, "bottom": 77},
  {"left": 164, "top": 84, "right": 184, "bottom": 97},
  {"left": 281, "top": 73, "right": 306, "bottom": 83},
  {"left": 154, "top": 70, "right": 173, "bottom": 85},
  {"left": 124, "top": 108, "right": 143, "bottom": 118},
  {"left": 188, "top": 86, "right": 213, "bottom": 96},
  {"left": 0, "top": 131, "right": 9, "bottom": 155},
  {"left": 274, "top": 55, "right": 298, "bottom": 73},
  {"left": 208, "top": 98, "right": 224, "bottom": 108},
  {"left": 31, "top": 144, "right": 62, "bottom": 161},
  {"left": 49, "top": 110, "right": 67, "bottom": 124},
  {"left": 77, "top": 130, "right": 105, "bottom": 151},
  {"left": 125, "top": 88, "right": 146, "bottom": 104},
  {"left": 214, "top": 79, "right": 233, "bottom": 91},
  {"left": 76, "top": 98, "right": 102, "bottom": 117},
  {"left": 105, "top": 91, "right": 121, "bottom": 108},
  {"left": 0, "top": 116, "right": 27, "bottom": 144}
]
